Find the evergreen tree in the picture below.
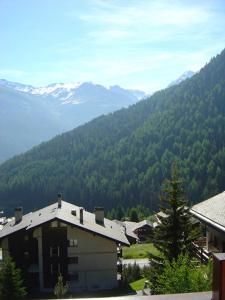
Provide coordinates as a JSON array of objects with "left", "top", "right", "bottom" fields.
[
  {"left": 0, "top": 256, "right": 27, "bottom": 300},
  {"left": 148, "top": 165, "right": 199, "bottom": 294},
  {"left": 129, "top": 207, "right": 139, "bottom": 222},
  {"left": 115, "top": 204, "right": 125, "bottom": 220},
  {"left": 153, "top": 164, "right": 198, "bottom": 261}
]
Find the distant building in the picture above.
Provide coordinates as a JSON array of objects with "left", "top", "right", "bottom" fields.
[
  {"left": 0, "top": 196, "right": 129, "bottom": 292},
  {"left": 114, "top": 219, "right": 153, "bottom": 244},
  {"left": 190, "top": 191, "right": 225, "bottom": 253}
]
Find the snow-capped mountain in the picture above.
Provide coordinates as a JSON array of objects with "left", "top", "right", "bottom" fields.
[
  {"left": 0, "top": 79, "right": 146, "bottom": 163},
  {"left": 0, "top": 79, "right": 34, "bottom": 93},
  {"left": 168, "top": 71, "right": 195, "bottom": 87},
  {"left": 5, "top": 80, "right": 146, "bottom": 106},
  {"left": 30, "top": 82, "right": 83, "bottom": 101}
]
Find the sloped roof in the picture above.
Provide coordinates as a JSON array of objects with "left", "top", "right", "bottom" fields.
[
  {"left": 116, "top": 219, "right": 153, "bottom": 240},
  {"left": 123, "top": 220, "right": 153, "bottom": 231},
  {"left": 190, "top": 191, "right": 225, "bottom": 231},
  {"left": 134, "top": 219, "right": 153, "bottom": 230},
  {"left": 112, "top": 220, "right": 137, "bottom": 240},
  {"left": 0, "top": 201, "right": 129, "bottom": 245}
]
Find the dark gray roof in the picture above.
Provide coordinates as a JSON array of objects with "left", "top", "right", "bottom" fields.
[
  {"left": 190, "top": 191, "right": 225, "bottom": 231},
  {"left": 0, "top": 201, "right": 129, "bottom": 245}
]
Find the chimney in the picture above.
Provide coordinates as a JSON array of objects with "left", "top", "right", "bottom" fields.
[
  {"left": 71, "top": 210, "right": 76, "bottom": 216},
  {"left": 80, "top": 208, "right": 83, "bottom": 224},
  {"left": 14, "top": 207, "right": 23, "bottom": 223},
  {"left": 57, "top": 193, "right": 63, "bottom": 208},
  {"left": 94, "top": 207, "right": 104, "bottom": 225}
]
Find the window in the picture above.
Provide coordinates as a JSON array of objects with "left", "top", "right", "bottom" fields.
[
  {"left": 50, "top": 246, "right": 60, "bottom": 257},
  {"left": 24, "top": 235, "right": 29, "bottom": 241},
  {"left": 51, "top": 263, "right": 60, "bottom": 275},
  {"left": 69, "top": 239, "right": 78, "bottom": 247},
  {"left": 69, "top": 271, "right": 79, "bottom": 281},
  {"left": 68, "top": 257, "right": 78, "bottom": 264},
  {"left": 24, "top": 251, "right": 29, "bottom": 259}
]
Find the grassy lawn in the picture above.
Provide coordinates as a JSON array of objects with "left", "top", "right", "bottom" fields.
[
  {"left": 123, "top": 243, "right": 159, "bottom": 259},
  {"left": 129, "top": 278, "right": 146, "bottom": 291}
]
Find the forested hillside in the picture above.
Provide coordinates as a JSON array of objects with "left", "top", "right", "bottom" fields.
[{"left": 0, "top": 48, "right": 225, "bottom": 214}]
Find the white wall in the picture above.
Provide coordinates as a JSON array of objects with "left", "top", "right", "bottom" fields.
[{"left": 67, "top": 225, "right": 118, "bottom": 290}]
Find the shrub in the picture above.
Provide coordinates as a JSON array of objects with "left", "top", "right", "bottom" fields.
[
  {"left": 154, "top": 254, "right": 212, "bottom": 294},
  {"left": 54, "top": 273, "right": 69, "bottom": 299},
  {"left": 0, "top": 256, "right": 27, "bottom": 299},
  {"left": 122, "top": 263, "right": 141, "bottom": 284}
]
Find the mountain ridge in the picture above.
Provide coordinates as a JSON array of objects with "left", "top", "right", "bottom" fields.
[
  {"left": 1, "top": 51, "right": 224, "bottom": 214},
  {"left": 0, "top": 79, "right": 146, "bottom": 104},
  {"left": 0, "top": 80, "right": 146, "bottom": 163}
]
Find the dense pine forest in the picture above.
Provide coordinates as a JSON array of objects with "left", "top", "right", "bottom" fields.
[{"left": 0, "top": 48, "right": 225, "bottom": 214}]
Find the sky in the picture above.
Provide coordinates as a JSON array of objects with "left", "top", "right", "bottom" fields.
[{"left": 0, "top": 0, "right": 225, "bottom": 93}]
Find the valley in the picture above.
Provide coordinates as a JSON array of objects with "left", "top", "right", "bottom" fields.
[{"left": 0, "top": 49, "right": 224, "bottom": 214}]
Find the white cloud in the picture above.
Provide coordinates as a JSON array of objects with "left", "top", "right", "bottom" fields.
[
  {"left": 86, "top": 52, "right": 173, "bottom": 76},
  {"left": 80, "top": 0, "right": 212, "bottom": 28},
  {"left": 89, "top": 29, "right": 131, "bottom": 40},
  {"left": 77, "top": 0, "right": 216, "bottom": 50}
]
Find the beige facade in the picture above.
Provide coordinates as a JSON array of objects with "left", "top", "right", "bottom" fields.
[{"left": 67, "top": 224, "right": 118, "bottom": 290}]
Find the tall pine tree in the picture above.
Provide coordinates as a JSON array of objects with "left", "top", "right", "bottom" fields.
[
  {"left": 153, "top": 164, "right": 197, "bottom": 261},
  {"left": 148, "top": 165, "right": 199, "bottom": 294}
]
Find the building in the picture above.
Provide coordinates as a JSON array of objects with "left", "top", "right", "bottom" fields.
[
  {"left": 113, "top": 219, "right": 153, "bottom": 244},
  {"left": 0, "top": 196, "right": 129, "bottom": 292},
  {"left": 190, "top": 191, "right": 225, "bottom": 253}
]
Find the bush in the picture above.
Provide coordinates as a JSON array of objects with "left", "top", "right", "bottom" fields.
[
  {"left": 154, "top": 254, "right": 212, "bottom": 294},
  {"left": 0, "top": 256, "right": 27, "bottom": 299},
  {"left": 122, "top": 263, "right": 141, "bottom": 284},
  {"left": 54, "top": 273, "right": 69, "bottom": 299}
]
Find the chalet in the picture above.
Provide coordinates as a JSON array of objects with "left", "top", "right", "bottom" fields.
[
  {"left": 190, "top": 191, "right": 225, "bottom": 253},
  {"left": 124, "top": 220, "right": 153, "bottom": 243},
  {"left": 113, "top": 219, "right": 153, "bottom": 244},
  {"left": 0, "top": 195, "right": 129, "bottom": 292}
]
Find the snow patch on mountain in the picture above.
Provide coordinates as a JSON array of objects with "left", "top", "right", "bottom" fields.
[
  {"left": 31, "top": 82, "right": 82, "bottom": 96},
  {"left": 61, "top": 98, "right": 82, "bottom": 105},
  {"left": 168, "top": 71, "right": 195, "bottom": 87}
]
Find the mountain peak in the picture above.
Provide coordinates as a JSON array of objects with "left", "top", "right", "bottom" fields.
[{"left": 168, "top": 70, "right": 195, "bottom": 87}]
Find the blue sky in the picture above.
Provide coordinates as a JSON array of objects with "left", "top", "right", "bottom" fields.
[{"left": 0, "top": 0, "right": 225, "bottom": 93}]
